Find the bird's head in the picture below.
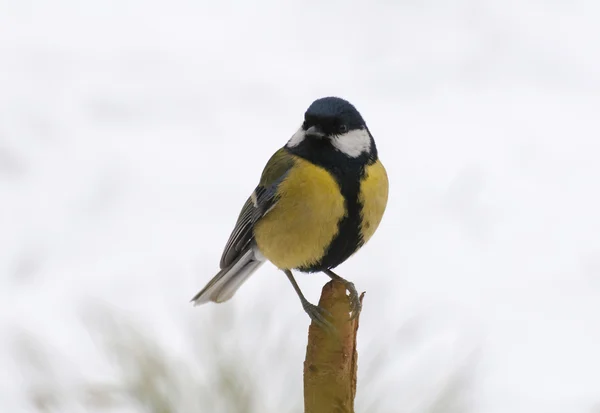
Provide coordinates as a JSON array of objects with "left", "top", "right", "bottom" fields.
[{"left": 286, "top": 97, "right": 377, "bottom": 161}]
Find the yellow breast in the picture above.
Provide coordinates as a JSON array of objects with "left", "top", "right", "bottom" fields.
[
  {"left": 253, "top": 157, "right": 345, "bottom": 270},
  {"left": 359, "top": 160, "right": 389, "bottom": 244}
]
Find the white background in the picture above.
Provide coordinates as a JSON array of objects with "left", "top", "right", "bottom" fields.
[{"left": 1, "top": 1, "right": 600, "bottom": 412}]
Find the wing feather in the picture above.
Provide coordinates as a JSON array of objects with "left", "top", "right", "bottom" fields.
[{"left": 219, "top": 148, "right": 295, "bottom": 269}]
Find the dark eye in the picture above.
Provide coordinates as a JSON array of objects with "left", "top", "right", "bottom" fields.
[{"left": 338, "top": 124, "right": 348, "bottom": 133}]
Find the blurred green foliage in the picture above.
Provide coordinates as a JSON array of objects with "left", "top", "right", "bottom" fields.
[{"left": 14, "top": 305, "right": 477, "bottom": 413}]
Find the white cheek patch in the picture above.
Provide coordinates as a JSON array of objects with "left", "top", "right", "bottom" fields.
[
  {"left": 287, "top": 127, "right": 306, "bottom": 147},
  {"left": 331, "top": 128, "right": 372, "bottom": 158}
]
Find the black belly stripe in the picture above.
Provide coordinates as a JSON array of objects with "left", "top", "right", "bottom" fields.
[
  {"left": 304, "top": 173, "right": 364, "bottom": 272},
  {"left": 285, "top": 140, "right": 376, "bottom": 273}
]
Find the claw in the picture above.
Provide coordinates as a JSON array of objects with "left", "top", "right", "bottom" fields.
[
  {"left": 322, "top": 269, "right": 362, "bottom": 320},
  {"left": 344, "top": 281, "right": 362, "bottom": 320}
]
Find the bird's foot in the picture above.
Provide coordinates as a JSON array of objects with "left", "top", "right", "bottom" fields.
[
  {"left": 302, "top": 300, "right": 335, "bottom": 333},
  {"left": 323, "top": 269, "right": 362, "bottom": 320}
]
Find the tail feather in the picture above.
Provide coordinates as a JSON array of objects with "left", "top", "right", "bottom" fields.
[{"left": 191, "top": 247, "right": 265, "bottom": 305}]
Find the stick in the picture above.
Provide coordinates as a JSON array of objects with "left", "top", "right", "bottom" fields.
[{"left": 303, "top": 279, "right": 364, "bottom": 413}]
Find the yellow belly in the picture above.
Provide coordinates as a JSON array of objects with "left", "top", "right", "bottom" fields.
[
  {"left": 359, "top": 160, "right": 389, "bottom": 244},
  {"left": 253, "top": 157, "right": 345, "bottom": 270}
]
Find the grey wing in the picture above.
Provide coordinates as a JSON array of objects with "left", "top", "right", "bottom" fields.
[{"left": 218, "top": 178, "right": 285, "bottom": 269}]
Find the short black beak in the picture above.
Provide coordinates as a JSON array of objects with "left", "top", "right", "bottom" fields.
[{"left": 305, "top": 125, "right": 326, "bottom": 138}]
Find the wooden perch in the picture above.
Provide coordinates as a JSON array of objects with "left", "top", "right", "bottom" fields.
[{"left": 303, "top": 279, "right": 364, "bottom": 413}]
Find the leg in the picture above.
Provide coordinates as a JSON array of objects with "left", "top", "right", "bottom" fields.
[
  {"left": 323, "top": 269, "right": 362, "bottom": 319},
  {"left": 284, "top": 270, "right": 335, "bottom": 332}
]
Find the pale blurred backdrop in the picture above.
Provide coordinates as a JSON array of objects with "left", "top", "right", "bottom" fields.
[{"left": 1, "top": 1, "right": 600, "bottom": 412}]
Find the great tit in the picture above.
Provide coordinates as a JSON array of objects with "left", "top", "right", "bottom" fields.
[{"left": 191, "top": 96, "right": 388, "bottom": 329}]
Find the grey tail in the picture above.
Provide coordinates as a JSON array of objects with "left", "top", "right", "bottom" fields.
[{"left": 191, "top": 247, "right": 265, "bottom": 306}]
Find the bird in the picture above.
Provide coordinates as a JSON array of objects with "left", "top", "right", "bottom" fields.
[{"left": 191, "top": 96, "right": 388, "bottom": 330}]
